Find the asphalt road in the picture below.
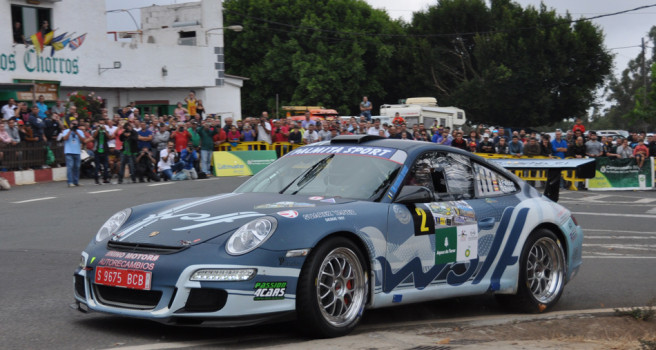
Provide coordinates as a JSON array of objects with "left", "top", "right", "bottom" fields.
[{"left": 1, "top": 178, "right": 655, "bottom": 349}]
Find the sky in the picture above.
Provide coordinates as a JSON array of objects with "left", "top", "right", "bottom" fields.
[{"left": 106, "top": 0, "right": 656, "bottom": 78}]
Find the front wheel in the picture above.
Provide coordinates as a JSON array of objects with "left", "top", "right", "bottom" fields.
[
  {"left": 296, "top": 237, "right": 368, "bottom": 338},
  {"left": 497, "top": 229, "right": 566, "bottom": 313}
]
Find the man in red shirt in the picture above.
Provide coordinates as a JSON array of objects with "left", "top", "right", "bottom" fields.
[
  {"left": 271, "top": 119, "right": 289, "bottom": 142},
  {"left": 171, "top": 123, "right": 191, "bottom": 152},
  {"left": 572, "top": 117, "right": 585, "bottom": 134},
  {"left": 212, "top": 119, "right": 227, "bottom": 150}
]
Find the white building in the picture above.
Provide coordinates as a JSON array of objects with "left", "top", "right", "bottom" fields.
[{"left": 1, "top": 0, "right": 245, "bottom": 120}]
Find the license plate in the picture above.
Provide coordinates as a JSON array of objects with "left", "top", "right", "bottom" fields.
[{"left": 95, "top": 267, "right": 152, "bottom": 290}]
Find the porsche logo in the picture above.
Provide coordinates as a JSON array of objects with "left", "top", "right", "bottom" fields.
[{"left": 149, "top": 231, "right": 160, "bottom": 237}]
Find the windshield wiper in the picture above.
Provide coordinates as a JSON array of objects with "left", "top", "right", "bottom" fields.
[
  {"left": 279, "top": 154, "right": 335, "bottom": 195},
  {"left": 369, "top": 167, "right": 401, "bottom": 201}
]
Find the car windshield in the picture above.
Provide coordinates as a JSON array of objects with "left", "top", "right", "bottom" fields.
[{"left": 235, "top": 151, "right": 404, "bottom": 201}]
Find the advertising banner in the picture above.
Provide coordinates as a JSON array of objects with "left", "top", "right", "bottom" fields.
[
  {"left": 212, "top": 150, "right": 277, "bottom": 177},
  {"left": 587, "top": 157, "right": 654, "bottom": 190}
]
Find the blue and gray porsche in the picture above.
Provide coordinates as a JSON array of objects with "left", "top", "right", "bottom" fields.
[{"left": 73, "top": 135, "right": 584, "bottom": 338}]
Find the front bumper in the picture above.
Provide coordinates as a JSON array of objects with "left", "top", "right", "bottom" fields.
[{"left": 73, "top": 262, "right": 301, "bottom": 324}]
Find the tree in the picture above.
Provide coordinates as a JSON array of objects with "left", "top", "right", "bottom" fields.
[
  {"left": 401, "top": 0, "right": 612, "bottom": 126},
  {"left": 223, "top": 0, "right": 405, "bottom": 117}
]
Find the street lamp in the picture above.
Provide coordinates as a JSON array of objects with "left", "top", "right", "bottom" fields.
[{"left": 204, "top": 25, "right": 243, "bottom": 43}]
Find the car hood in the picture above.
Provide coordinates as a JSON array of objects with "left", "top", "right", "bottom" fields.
[{"left": 108, "top": 192, "right": 355, "bottom": 248}]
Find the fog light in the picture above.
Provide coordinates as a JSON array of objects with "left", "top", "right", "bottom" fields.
[{"left": 190, "top": 269, "right": 256, "bottom": 281}]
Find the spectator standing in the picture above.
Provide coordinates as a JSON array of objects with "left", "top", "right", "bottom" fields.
[
  {"left": 184, "top": 91, "right": 197, "bottom": 120},
  {"left": 359, "top": 96, "right": 372, "bottom": 121},
  {"left": 256, "top": 113, "right": 272, "bottom": 144},
  {"left": 436, "top": 130, "right": 451, "bottom": 146},
  {"left": 28, "top": 105, "right": 47, "bottom": 143},
  {"left": 493, "top": 127, "right": 509, "bottom": 145},
  {"left": 288, "top": 123, "right": 302, "bottom": 145},
  {"left": 303, "top": 124, "right": 320, "bottom": 144},
  {"left": 477, "top": 134, "right": 495, "bottom": 153},
  {"left": 584, "top": 131, "right": 604, "bottom": 158},
  {"left": 196, "top": 99, "right": 205, "bottom": 120},
  {"left": 523, "top": 137, "right": 541, "bottom": 156},
  {"left": 63, "top": 105, "right": 77, "bottom": 128},
  {"left": 647, "top": 134, "right": 656, "bottom": 159},
  {"left": 6, "top": 119, "right": 20, "bottom": 145},
  {"left": 57, "top": 120, "right": 89, "bottom": 187},
  {"left": 451, "top": 132, "right": 468, "bottom": 150},
  {"left": 301, "top": 112, "right": 316, "bottom": 129},
  {"left": 318, "top": 123, "right": 331, "bottom": 141},
  {"left": 118, "top": 122, "right": 139, "bottom": 184},
  {"left": 367, "top": 119, "right": 388, "bottom": 137},
  {"left": 2, "top": 98, "right": 17, "bottom": 120},
  {"left": 152, "top": 123, "right": 170, "bottom": 161},
  {"left": 568, "top": 137, "right": 586, "bottom": 158},
  {"left": 174, "top": 102, "right": 188, "bottom": 122},
  {"left": 93, "top": 119, "right": 111, "bottom": 184},
  {"left": 551, "top": 130, "right": 568, "bottom": 159},
  {"left": 227, "top": 125, "right": 241, "bottom": 146},
  {"left": 495, "top": 138, "right": 509, "bottom": 154},
  {"left": 197, "top": 120, "right": 218, "bottom": 176},
  {"left": 44, "top": 113, "right": 62, "bottom": 147},
  {"left": 171, "top": 123, "right": 191, "bottom": 153},
  {"left": 272, "top": 120, "right": 289, "bottom": 142},
  {"left": 242, "top": 123, "right": 256, "bottom": 141},
  {"left": 616, "top": 139, "right": 633, "bottom": 158},
  {"left": 136, "top": 121, "right": 153, "bottom": 151},
  {"left": 222, "top": 117, "right": 234, "bottom": 134},
  {"left": 540, "top": 136, "right": 553, "bottom": 157},
  {"left": 508, "top": 135, "right": 524, "bottom": 156},
  {"left": 51, "top": 100, "right": 65, "bottom": 116},
  {"left": 13, "top": 21, "right": 26, "bottom": 44},
  {"left": 36, "top": 95, "right": 48, "bottom": 119}
]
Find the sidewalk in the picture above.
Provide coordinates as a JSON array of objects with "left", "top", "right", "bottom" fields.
[{"left": 251, "top": 309, "right": 656, "bottom": 350}]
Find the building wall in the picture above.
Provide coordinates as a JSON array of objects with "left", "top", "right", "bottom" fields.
[{"left": 0, "top": 0, "right": 244, "bottom": 119}]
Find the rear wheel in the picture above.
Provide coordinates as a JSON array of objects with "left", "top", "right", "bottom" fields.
[
  {"left": 296, "top": 237, "right": 368, "bottom": 338},
  {"left": 497, "top": 229, "right": 566, "bottom": 313}
]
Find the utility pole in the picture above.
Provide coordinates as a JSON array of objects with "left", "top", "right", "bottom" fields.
[{"left": 642, "top": 37, "right": 647, "bottom": 106}]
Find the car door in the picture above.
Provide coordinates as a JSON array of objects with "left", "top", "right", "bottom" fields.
[{"left": 383, "top": 151, "right": 519, "bottom": 301}]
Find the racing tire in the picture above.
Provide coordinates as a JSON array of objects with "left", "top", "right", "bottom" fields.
[
  {"left": 296, "top": 236, "right": 368, "bottom": 338},
  {"left": 496, "top": 229, "right": 566, "bottom": 313}
]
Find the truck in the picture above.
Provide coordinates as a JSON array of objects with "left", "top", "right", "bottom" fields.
[{"left": 379, "top": 97, "right": 466, "bottom": 130}]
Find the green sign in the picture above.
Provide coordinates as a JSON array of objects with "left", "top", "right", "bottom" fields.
[
  {"left": 435, "top": 227, "right": 457, "bottom": 264},
  {"left": 212, "top": 150, "right": 277, "bottom": 177},
  {"left": 587, "top": 157, "right": 654, "bottom": 190}
]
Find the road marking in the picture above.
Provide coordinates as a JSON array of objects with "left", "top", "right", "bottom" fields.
[
  {"left": 583, "top": 229, "right": 656, "bottom": 235},
  {"left": 148, "top": 182, "right": 175, "bottom": 187},
  {"left": 635, "top": 198, "right": 656, "bottom": 204},
  {"left": 580, "top": 194, "right": 611, "bottom": 202},
  {"left": 583, "top": 243, "right": 656, "bottom": 251},
  {"left": 11, "top": 196, "right": 56, "bottom": 204},
  {"left": 572, "top": 211, "right": 656, "bottom": 219},
  {"left": 88, "top": 189, "right": 122, "bottom": 194},
  {"left": 647, "top": 207, "right": 656, "bottom": 214},
  {"left": 586, "top": 235, "right": 656, "bottom": 240},
  {"left": 583, "top": 255, "right": 656, "bottom": 259},
  {"left": 100, "top": 340, "right": 223, "bottom": 350}
]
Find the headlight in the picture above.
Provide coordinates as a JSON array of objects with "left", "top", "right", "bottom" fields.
[
  {"left": 96, "top": 209, "right": 131, "bottom": 242},
  {"left": 226, "top": 217, "right": 277, "bottom": 255}
]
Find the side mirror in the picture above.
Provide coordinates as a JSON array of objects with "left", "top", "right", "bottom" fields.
[{"left": 394, "top": 186, "right": 434, "bottom": 204}]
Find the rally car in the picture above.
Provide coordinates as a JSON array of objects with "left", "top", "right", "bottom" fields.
[{"left": 73, "top": 135, "right": 583, "bottom": 338}]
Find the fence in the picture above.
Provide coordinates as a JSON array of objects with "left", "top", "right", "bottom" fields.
[{"left": 0, "top": 142, "right": 65, "bottom": 170}]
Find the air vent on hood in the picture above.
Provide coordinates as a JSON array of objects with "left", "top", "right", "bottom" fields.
[{"left": 107, "top": 241, "right": 188, "bottom": 254}]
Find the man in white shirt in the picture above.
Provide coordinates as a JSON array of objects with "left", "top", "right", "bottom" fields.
[
  {"left": 256, "top": 113, "right": 272, "bottom": 144},
  {"left": 104, "top": 118, "right": 118, "bottom": 149},
  {"left": 367, "top": 118, "right": 389, "bottom": 137},
  {"left": 2, "top": 98, "right": 17, "bottom": 120},
  {"left": 303, "top": 124, "right": 320, "bottom": 144}
]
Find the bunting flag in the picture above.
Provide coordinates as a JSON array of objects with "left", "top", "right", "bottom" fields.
[
  {"left": 43, "top": 31, "right": 54, "bottom": 45},
  {"left": 69, "top": 33, "right": 87, "bottom": 50},
  {"left": 30, "top": 32, "right": 44, "bottom": 55},
  {"left": 51, "top": 32, "right": 67, "bottom": 43}
]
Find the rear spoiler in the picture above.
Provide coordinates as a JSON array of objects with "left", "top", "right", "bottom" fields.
[{"left": 488, "top": 158, "right": 596, "bottom": 202}]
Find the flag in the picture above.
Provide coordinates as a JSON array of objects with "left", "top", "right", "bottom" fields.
[
  {"left": 51, "top": 32, "right": 67, "bottom": 43},
  {"left": 69, "top": 33, "right": 86, "bottom": 50},
  {"left": 30, "top": 32, "right": 44, "bottom": 55},
  {"left": 43, "top": 31, "right": 54, "bottom": 45}
]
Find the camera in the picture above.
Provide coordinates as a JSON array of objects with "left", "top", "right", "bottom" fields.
[{"left": 179, "top": 127, "right": 184, "bottom": 132}]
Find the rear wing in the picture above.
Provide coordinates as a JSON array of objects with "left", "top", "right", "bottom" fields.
[{"left": 488, "top": 158, "right": 596, "bottom": 202}]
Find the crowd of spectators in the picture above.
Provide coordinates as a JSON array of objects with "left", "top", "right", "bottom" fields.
[{"left": 2, "top": 93, "right": 655, "bottom": 187}]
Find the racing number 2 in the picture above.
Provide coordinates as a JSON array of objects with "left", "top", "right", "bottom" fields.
[{"left": 412, "top": 206, "right": 435, "bottom": 236}]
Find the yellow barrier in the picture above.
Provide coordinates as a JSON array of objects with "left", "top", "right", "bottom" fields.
[
  {"left": 477, "top": 153, "right": 588, "bottom": 190},
  {"left": 234, "top": 141, "right": 269, "bottom": 151}
]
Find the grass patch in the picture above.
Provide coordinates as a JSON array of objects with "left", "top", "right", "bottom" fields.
[{"left": 614, "top": 298, "right": 656, "bottom": 321}]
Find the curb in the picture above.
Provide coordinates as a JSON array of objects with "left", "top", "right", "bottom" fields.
[{"left": 0, "top": 167, "right": 67, "bottom": 186}]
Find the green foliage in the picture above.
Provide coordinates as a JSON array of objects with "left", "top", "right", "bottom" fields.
[
  {"left": 224, "top": 0, "right": 612, "bottom": 126},
  {"left": 640, "top": 339, "right": 656, "bottom": 350},
  {"left": 67, "top": 91, "right": 103, "bottom": 122}
]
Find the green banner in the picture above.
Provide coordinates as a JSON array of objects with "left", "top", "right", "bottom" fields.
[{"left": 587, "top": 157, "right": 654, "bottom": 190}]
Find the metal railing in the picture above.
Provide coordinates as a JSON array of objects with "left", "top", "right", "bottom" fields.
[{"left": 0, "top": 142, "right": 65, "bottom": 170}]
